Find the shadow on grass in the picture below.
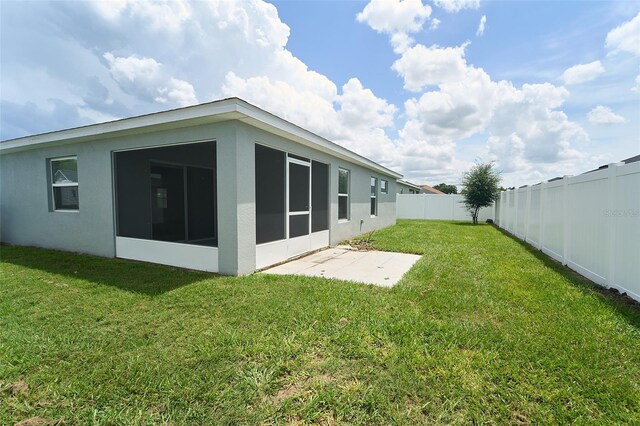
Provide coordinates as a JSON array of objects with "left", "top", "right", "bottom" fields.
[
  {"left": 1, "top": 244, "right": 212, "bottom": 296},
  {"left": 492, "top": 226, "right": 640, "bottom": 328}
]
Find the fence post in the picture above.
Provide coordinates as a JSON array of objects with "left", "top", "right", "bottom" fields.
[
  {"left": 524, "top": 186, "right": 531, "bottom": 242},
  {"left": 539, "top": 181, "right": 547, "bottom": 250},
  {"left": 511, "top": 189, "right": 520, "bottom": 237},
  {"left": 500, "top": 192, "right": 505, "bottom": 227},
  {"left": 561, "top": 175, "right": 572, "bottom": 266},
  {"left": 606, "top": 163, "right": 623, "bottom": 289}
]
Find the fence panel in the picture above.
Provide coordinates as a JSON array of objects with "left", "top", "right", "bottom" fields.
[
  {"left": 496, "top": 162, "right": 639, "bottom": 302},
  {"left": 566, "top": 173, "right": 608, "bottom": 284},
  {"left": 541, "top": 182, "right": 565, "bottom": 263},
  {"left": 397, "top": 194, "right": 495, "bottom": 222},
  {"left": 613, "top": 163, "right": 640, "bottom": 298},
  {"left": 527, "top": 186, "right": 541, "bottom": 247}
]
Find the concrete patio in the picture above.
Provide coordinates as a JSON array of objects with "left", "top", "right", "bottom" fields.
[{"left": 261, "top": 246, "right": 421, "bottom": 287}]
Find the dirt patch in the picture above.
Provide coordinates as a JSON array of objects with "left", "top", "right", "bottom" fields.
[
  {"left": 510, "top": 411, "right": 530, "bottom": 425},
  {"left": 347, "top": 240, "right": 374, "bottom": 251},
  {"left": 271, "top": 381, "right": 304, "bottom": 405},
  {"left": 5, "top": 380, "right": 29, "bottom": 396},
  {"left": 14, "top": 417, "right": 63, "bottom": 426},
  {"left": 269, "top": 373, "right": 338, "bottom": 405},
  {"left": 337, "top": 317, "right": 349, "bottom": 327},
  {"left": 602, "top": 287, "right": 640, "bottom": 310}
]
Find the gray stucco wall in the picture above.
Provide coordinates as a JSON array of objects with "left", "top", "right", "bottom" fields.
[
  {"left": 236, "top": 122, "right": 397, "bottom": 249},
  {"left": 1, "top": 119, "right": 397, "bottom": 275},
  {"left": 0, "top": 121, "right": 236, "bottom": 262}
]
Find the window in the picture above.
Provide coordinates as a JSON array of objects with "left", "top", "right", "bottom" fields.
[
  {"left": 381, "top": 179, "right": 388, "bottom": 194},
  {"left": 51, "top": 157, "right": 79, "bottom": 211},
  {"left": 370, "top": 177, "right": 378, "bottom": 216},
  {"left": 338, "top": 168, "right": 350, "bottom": 221}
]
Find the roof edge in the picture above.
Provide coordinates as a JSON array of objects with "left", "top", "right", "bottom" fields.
[{"left": 0, "top": 97, "right": 402, "bottom": 179}]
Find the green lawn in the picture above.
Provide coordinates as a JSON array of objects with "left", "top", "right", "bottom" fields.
[{"left": 1, "top": 220, "right": 639, "bottom": 425}]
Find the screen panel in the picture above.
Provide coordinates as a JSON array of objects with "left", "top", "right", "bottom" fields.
[
  {"left": 289, "top": 214, "right": 309, "bottom": 238},
  {"left": 187, "top": 166, "right": 216, "bottom": 243},
  {"left": 289, "top": 162, "right": 310, "bottom": 213},
  {"left": 151, "top": 164, "right": 186, "bottom": 242},
  {"left": 115, "top": 141, "right": 216, "bottom": 243},
  {"left": 255, "top": 144, "right": 286, "bottom": 244},
  {"left": 312, "top": 161, "right": 329, "bottom": 232}
]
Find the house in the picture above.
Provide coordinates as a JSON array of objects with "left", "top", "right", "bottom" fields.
[
  {"left": 419, "top": 184, "right": 445, "bottom": 195},
  {"left": 396, "top": 179, "right": 424, "bottom": 194},
  {"left": 0, "top": 98, "right": 402, "bottom": 275}
]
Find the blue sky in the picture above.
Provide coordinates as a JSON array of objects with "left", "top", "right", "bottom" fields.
[{"left": 1, "top": 0, "right": 638, "bottom": 187}]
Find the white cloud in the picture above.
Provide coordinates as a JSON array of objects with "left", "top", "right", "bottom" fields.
[
  {"left": 356, "top": 0, "right": 432, "bottom": 34},
  {"left": 587, "top": 105, "right": 626, "bottom": 125},
  {"left": 430, "top": 18, "right": 441, "bottom": 30},
  {"left": 92, "top": 0, "right": 192, "bottom": 32},
  {"left": 488, "top": 84, "right": 587, "bottom": 167},
  {"left": 392, "top": 42, "right": 470, "bottom": 91},
  {"left": 103, "top": 53, "right": 198, "bottom": 107},
  {"left": 337, "top": 78, "right": 397, "bottom": 129},
  {"left": 476, "top": 15, "right": 486, "bottom": 36},
  {"left": 0, "top": 0, "right": 607, "bottom": 187},
  {"left": 633, "top": 75, "right": 640, "bottom": 92},
  {"left": 391, "top": 38, "right": 587, "bottom": 177},
  {"left": 605, "top": 12, "right": 640, "bottom": 56},
  {"left": 390, "top": 32, "right": 415, "bottom": 54},
  {"left": 433, "top": 0, "right": 479, "bottom": 13},
  {"left": 561, "top": 61, "right": 605, "bottom": 85}
]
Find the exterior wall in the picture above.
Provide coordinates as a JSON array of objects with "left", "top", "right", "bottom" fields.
[
  {"left": 237, "top": 122, "right": 397, "bottom": 250},
  {"left": 397, "top": 182, "right": 423, "bottom": 194},
  {"left": 1, "top": 119, "right": 398, "bottom": 275},
  {"left": 0, "top": 121, "right": 237, "bottom": 269}
]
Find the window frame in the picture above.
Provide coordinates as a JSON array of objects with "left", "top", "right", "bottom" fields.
[
  {"left": 338, "top": 168, "right": 350, "bottom": 222},
  {"left": 381, "top": 179, "right": 388, "bottom": 194},
  {"left": 370, "top": 176, "right": 378, "bottom": 217},
  {"left": 50, "top": 156, "right": 79, "bottom": 212}
]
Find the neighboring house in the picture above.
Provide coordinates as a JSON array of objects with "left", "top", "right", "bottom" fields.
[
  {"left": 397, "top": 179, "right": 424, "bottom": 194},
  {"left": 419, "top": 184, "right": 445, "bottom": 195},
  {"left": 0, "top": 98, "right": 402, "bottom": 275}
]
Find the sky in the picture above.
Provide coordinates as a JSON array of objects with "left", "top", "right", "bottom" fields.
[{"left": 1, "top": 0, "right": 639, "bottom": 188}]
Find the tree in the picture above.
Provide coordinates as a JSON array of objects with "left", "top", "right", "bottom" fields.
[
  {"left": 461, "top": 162, "right": 502, "bottom": 224},
  {"left": 433, "top": 183, "right": 458, "bottom": 194}
]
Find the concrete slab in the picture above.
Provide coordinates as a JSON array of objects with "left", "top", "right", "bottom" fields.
[{"left": 261, "top": 247, "right": 421, "bottom": 287}]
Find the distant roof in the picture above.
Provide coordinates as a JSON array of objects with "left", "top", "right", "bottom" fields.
[
  {"left": 397, "top": 179, "right": 423, "bottom": 191},
  {"left": 0, "top": 97, "right": 402, "bottom": 179},
  {"left": 583, "top": 154, "right": 640, "bottom": 174},
  {"left": 419, "top": 184, "right": 445, "bottom": 195},
  {"left": 622, "top": 154, "right": 640, "bottom": 164}
]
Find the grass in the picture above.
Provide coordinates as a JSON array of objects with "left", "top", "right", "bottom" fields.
[{"left": 1, "top": 220, "right": 639, "bottom": 425}]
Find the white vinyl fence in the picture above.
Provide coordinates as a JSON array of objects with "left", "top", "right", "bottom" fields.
[
  {"left": 397, "top": 194, "right": 495, "bottom": 222},
  {"left": 495, "top": 161, "right": 640, "bottom": 302}
]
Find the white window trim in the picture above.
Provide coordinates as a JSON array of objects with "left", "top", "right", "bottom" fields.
[
  {"left": 381, "top": 179, "right": 388, "bottom": 194},
  {"left": 51, "top": 156, "right": 79, "bottom": 212},
  {"left": 338, "top": 168, "right": 350, "bottom": 222}
]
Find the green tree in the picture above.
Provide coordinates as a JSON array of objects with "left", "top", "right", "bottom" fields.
[
  {"left": 433, "top": 183, "right": 458, "bottom": 194},
  {"left": 461, "top": 162, "right": 502, "bottom": 224}
]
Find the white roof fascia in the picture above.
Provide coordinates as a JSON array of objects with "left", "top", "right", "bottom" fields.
[{"left": 0, "top": 98, "right": 402, "bottom": 179}]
